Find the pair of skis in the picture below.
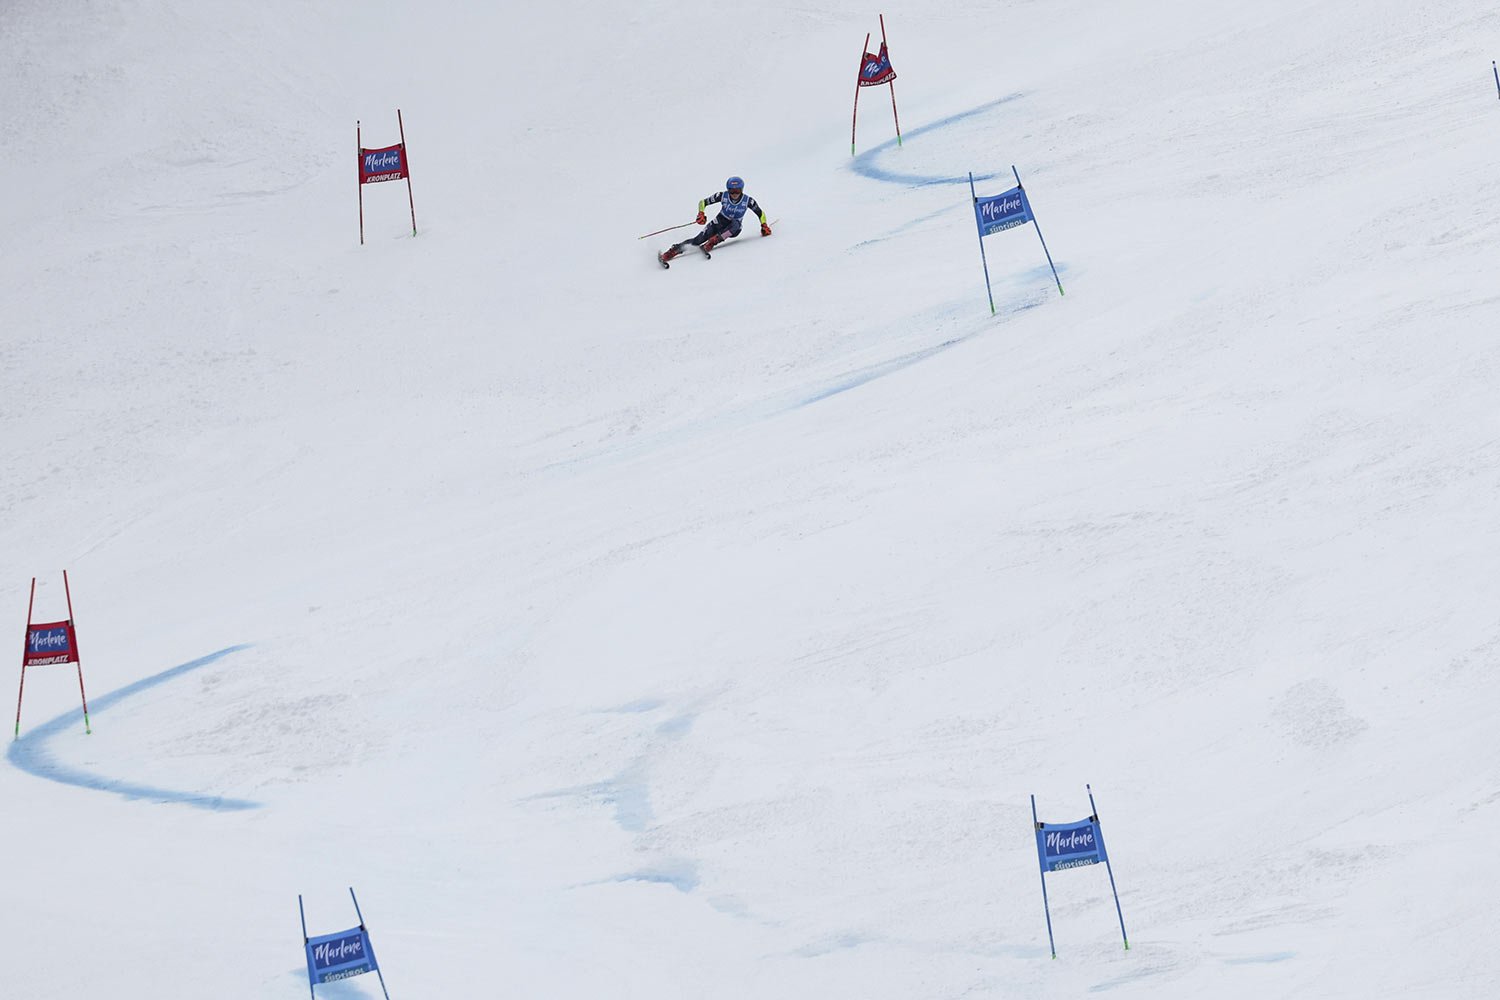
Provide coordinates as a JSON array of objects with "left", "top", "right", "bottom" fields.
[
  {"left": 658, "top": 241, "right": 715, "bottom": 269},
  {"left": 657, "top": 220, "right": 778, "bottom": 269}
]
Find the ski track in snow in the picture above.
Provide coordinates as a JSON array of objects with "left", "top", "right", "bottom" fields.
[
  {"left": 1222, "top": 951, "right": 1296, "bottom": 965},
  {"left": 536, "top": 293, "right": 1048, "bottom": 478},
  {"left": 8, "top": 645, "right": 259, "bottom": 811},
  {"left": 850, "top": 94, "right": 1025, "bottom": 187},
  {"left": 525, "top": 702, "right": 706, "bottom": 897}
]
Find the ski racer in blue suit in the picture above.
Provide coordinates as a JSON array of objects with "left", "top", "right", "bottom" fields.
[{"left": 659, "top": 176, "right": 771, "bottom": 264}]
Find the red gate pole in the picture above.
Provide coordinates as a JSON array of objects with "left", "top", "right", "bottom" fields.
[
  {"left": 881, "top": 15, "right": 902, "bottom": 147},
  {"left": 63, "top": 570, "right": 90, "bottom": 735},
  {"left": 397, "top": 109, "right": 417, "bottom": 237},
  {"left": 851, "top": 33, "right": 869, "bottom": 156},
  {"left": 14, "top": 577, "right": 35, "bottom": 740},
  {"left": 357, "top": 121, "right": 366, "bottom": 246}
]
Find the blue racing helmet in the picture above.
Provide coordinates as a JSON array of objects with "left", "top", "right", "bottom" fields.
[{"left": 725, "top": 176, "right": 744, "bottom": 194}]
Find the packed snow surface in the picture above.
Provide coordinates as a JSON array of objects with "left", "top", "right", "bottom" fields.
[{"left": 3, "top": 1, "right": 1499, "bottom": 996}]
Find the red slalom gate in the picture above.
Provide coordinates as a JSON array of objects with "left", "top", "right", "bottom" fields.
[
  {"left": 15, "top": 571, "right": 91, "bottom": 739},
  {"left": 358, "top": 109, "right": 418, "bottom": 244}
]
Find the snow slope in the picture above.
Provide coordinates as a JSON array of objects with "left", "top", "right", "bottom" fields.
[{"left": 3, "top": 0, "right": 1500, "bottom": 996}]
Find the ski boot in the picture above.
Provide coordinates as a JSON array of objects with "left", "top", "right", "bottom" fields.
[
  {"left": 700, "top": 233, "right": 725, "bottom": 257},
  {"left": 658, "top": 244, "right": 683, "bottom": 268}
]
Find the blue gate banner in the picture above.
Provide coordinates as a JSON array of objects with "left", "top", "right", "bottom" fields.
[
  {"left": 1030, "top": 789, "right": 1128, "bottom": 958},
  {"left": 1035, "top": 816, "right": 1107, "bottom": 872},
  {"left": 975, "top": 185, "right": 1033, "bottom": 237},
  {"left": 305, "top": 927, "right": 378, "bottom": 985},
  {"left": 27, "top": 627, "right": 70, "bottom": 657}
]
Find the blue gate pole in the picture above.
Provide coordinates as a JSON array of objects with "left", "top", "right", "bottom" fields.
[
  {"left": 1013, "top": 166, "right": 1064, "bottom": 296},
  {"left": 1031, "top": 795, "right": 1058, "bottom": 959},
  {"left": 298, "top": 895, "right": 315, "bottom": 1000},
  {"left": 1087, "top": 785, "right": 1130, "bottom": 951},
  {"left": 970, "top": 172, "right": 996, "bottom": 315},
  {"left": 350, "top": 887, "right": 393, "bottom": 1000},
  {"left": 1493, "top": 61, "right": 1499, "bottom": 99}
]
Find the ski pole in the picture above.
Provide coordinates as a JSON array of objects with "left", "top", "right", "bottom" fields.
[{"left": 638, "top": 221, "right": 697, "bottom": 240}]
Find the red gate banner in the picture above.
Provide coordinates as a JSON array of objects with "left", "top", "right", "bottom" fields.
[
  {"left": 24, "top": 620, "right": 79, "bottom": 667},
  {"left": 359, "top": 143, "right": 408, "bottom": 185},
  {"left": 858, "top": 42, "right": 896, "bottom": 87}
]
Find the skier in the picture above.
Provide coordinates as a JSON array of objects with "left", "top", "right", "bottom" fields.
[{"left": 659, "top": 176, "right": 771, "bottom": 266}]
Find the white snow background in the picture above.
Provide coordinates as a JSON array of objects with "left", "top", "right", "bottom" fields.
[{"left": 3, "top": 0, "right": 1499, "bottom": 996}]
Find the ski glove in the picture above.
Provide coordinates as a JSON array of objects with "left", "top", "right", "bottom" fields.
[
  {"left": 760, "top": 221, "right": 772, "bottom": 237},
  {"left": 696, "top": 211, "right": 707, "bottom": 225}
]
